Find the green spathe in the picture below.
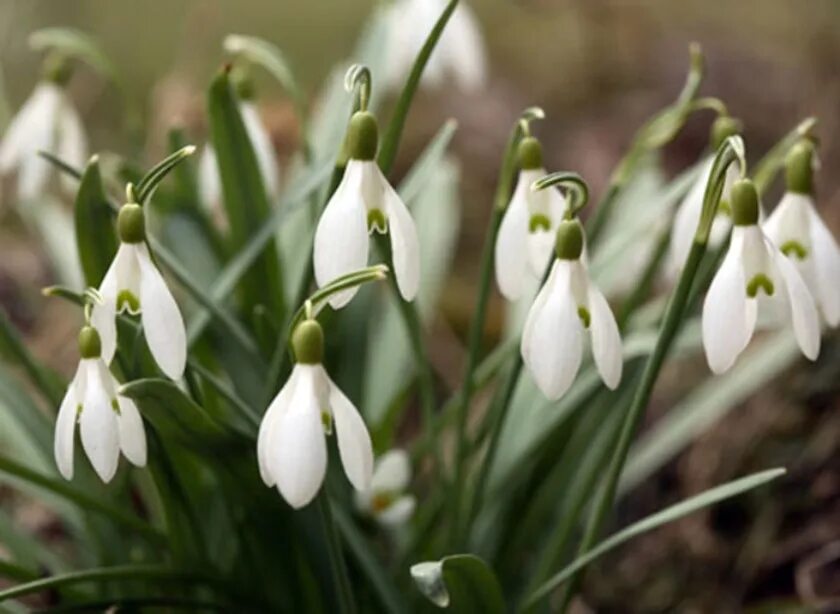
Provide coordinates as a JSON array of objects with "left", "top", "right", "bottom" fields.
[
  {"left": 347, "top": 111, "right": 379, "bottom": 161},
  {"left": 785, "top": 140, "right": 815, "bottom": 195},
  {"left": 292, "top": 320, "right": 324, "bottom": 365},
  {"left": 710, "top": 115, "right": 741, "bottom": 151},
  {"left": 117, "top": 204, "right": 146, "bottom": 244},
  {"left": 78, "top": 326, "right": 102, "bottom": 359},
  {"left": 555, "top": 219, "right": 584, "bottom": 260},
  {"left": 731, "top": 179, "right": 759, "bottom": 226},
  {"left": 518, "top": 136, "right": 543, "bottom": 170}
]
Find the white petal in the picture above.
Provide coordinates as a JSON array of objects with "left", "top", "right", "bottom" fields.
[
  {"left": 668, "top": 158, "right": 711, "bottom": 275},
  {"left": 383, "top": 172, "right": 420, "bottom": 302},
  {"left": 313, "top": 161, "right": 369, "bottom": 309},
  {"left": 79, "top": 360, "right": 120, "bottom": 483},
  {"left": 269, "top": 365, "right": 327, "bottom": 508},
  {"left": 586, "top": 280, "right": 623, "bottom": 389},
  {"left": 806, "top": 201, "right": 840, "bottom": 327},
  {"left": 91, "top": 249, "right": 122, "bottom": 364},
  {"left": 521, "top": 260, "right": 584, "bottom": 400},
  {"left": 371, "top": 449, "right": 411, "bottom": 493},
  {"left": 702, "top": 231, "right": 751, "bottom": 374},
  {"left": 56, "top": 96, "right": 87, "bottom": 194},
  {"left": 198, "top": 146, "right": 221, "bottom": 211},
  {"left": 54, "top": 364, "right": 83, "bottom": 480},
  {"left": 257, "top": 368, "right": 301, "bottom": 487},
  {"left": 325, "top": 367, "right": 373, "bottom": 492},
  {"left": 136, "top": 244, "right": 187, "bottom": 379},
  {"left": 115, "top": 389, "right": 147, "bottom": 467},
  {"left": 443, "top": 2, "right": 487, "bottom": 90},
  {"left": 377, "top": 495, "right": 416, "bottom": 527},
  {"left": 494, "top": 173, "right": 531, "bottom": 299},
  {"left": 774, "top": 247, "right": 821, "bottom": 360},
  {"left": 241, "top": 102, "right": 280, "bottom": 199}
]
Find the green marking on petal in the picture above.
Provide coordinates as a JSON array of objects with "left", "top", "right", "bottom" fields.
[
  {"left": 111, "top": 399, "right": 121, "bottom": 415},
  {"left": 117, "top": 290, "right": 140, "bottom": 313},
  {"left": 746, "top": 274, "right": 775, "bottom": 298},
  {"left": 321, "top": 410, "right": 333, "bottom": 435},
  {"left": 75, "top": 403, "right": 82, "bottom": 418},
  {"left": 367, "top": 208, "right": 388, "bottom": 234},
  {"left": 529, "top": 214, "right": 551, "bottom": 233},
  {"left": 780, "top": 240, "right": 809, "bottom": 260},
  {"left": 717, "top": 200, "right": 732, "bottom": 218},
  {"left": 578, "top": 306, "right": 591, "bottom": 329},
  {"left": 371, "top": 490, "right": 397, "bottom": 512}
]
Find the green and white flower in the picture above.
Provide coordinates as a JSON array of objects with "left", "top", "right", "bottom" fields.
[{"left": 356, "top": 449, "right": 416, "bottom": 527}]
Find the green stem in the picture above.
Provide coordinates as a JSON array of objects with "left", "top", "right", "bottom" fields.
[{"left": 317, "top": 494, "right": 357, "bottom": 614}]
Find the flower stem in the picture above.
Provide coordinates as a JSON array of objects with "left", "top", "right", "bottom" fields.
[{"left": 317, "top": 494, "right": 357, "bottom": 614}]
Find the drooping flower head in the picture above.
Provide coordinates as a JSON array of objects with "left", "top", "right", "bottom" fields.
[
  {"left": 91, "top": 198, "right": 187, "bottom": 379},
  {"left": 668, "top": 115, "right": 742, "bottom": 276},
  {"left": 0, "top": 53, "right": 87, "bottom": 201},
  {"left": 355, "top": 449, "right": 416, "bottom": 527},
  {"left": 258, "top": 319, "right": 374, "bottom": 509},
  {"left": 702, "top": 178, "right": 821, "bottom": 374},
  {"left": 763, "top": 139, "right": 840, "bottom": 327},
  {"left": 55, "top": 324, "right": 147, "bottom": 483},
  {"left": 495, "top": 135, "right": 568, "bottom": 300},
  {"left": 314, "top": 111, "right": 420, "bottom": 308}
]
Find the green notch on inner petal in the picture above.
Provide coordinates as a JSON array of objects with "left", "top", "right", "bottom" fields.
[
  {"left": 529, "top": 214, "right": 551, "bottom": 233},
  {"left": 117, "top": 290, "right": 140, "bottom": 313},
  {"left": 718, "top": 200, "right": 732, "bottom": 218},
  {"left": 111, "top": 399, "right": 121, "bottom": 415},
  {"left": 578, "top": 306, "right": 591, "bottom": 329},
  {"left": 371, "top": 490, "right": 397, "bottom": 512},
  {"left": 780, "top": 240, "right": 809, "bottom": 260},
  {"left": 321, "top": 410, "right": 333, "bottom": 435},
  {"left": 75, "top": 403, "right": 82, "bottom": 418},
  {"left": 746, "top": 274, "right": 775, "bottom": 298},
  {"left": 367, "top": 208, "right": 388, "bottom": 234}
]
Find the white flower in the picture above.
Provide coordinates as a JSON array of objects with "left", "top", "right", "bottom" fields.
[
  {"left": 0, "top": 81, "right": 87, "bottom": 200},
  {"left": 495, "top": 167, "right": 567, "bottom": 300},
  {"left": 55, "top": 327, "right": 146, "bottom": 483},
  {"left": 314, "top": 112, "right": 419, "bottom": 309},
  {"left": 668, "top": 156, "right": 740, "bottom": 275},
  {"left": 257, "top": 361, "right": 373, "bottom": 509},
  {"left": 355, "top": 449, "right": 416, "bottom": 527},
  {"left": 702, "top": 183, "right": 820, "bottom": 374},
  {"left": 91, "top": 205, "right": 187, "bottom": 380},
  {"left": 381, "top": 0, "right": 487, "bottom": 92},
  {"left": 198, "top": 101, "right": 280, "bottom": 210},
  {"left": 521, "top": 221, "right": 623, "bottom": 400}
]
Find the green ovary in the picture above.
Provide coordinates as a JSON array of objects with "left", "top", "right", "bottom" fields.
[
  {"left": 529, "top": 214, "right": 551, "bottom": 233},
  {"left": 367, "top": 209, "right": 388, "bottom": 233},
  {"left": 780, "top": 240, "right": 809, "bottom": 260},
  {"left": 578, "top": 306, "right": 591, "bottom": 329},
  {"left": 117, "top": 290, "right": 140, "bottom": 313},
  {"left": 746, "top": 274, "right": 775, "bottom": 298}
]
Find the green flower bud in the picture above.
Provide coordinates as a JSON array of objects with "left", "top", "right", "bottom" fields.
[
  {"left": 518, "top": 136, "right": 543, "bottom": 170},
  {"left": 785, "top": 140, "right": 815, "bottom": 195},
  {"left": 731, "top": 179, "right": 759, "bottom": 226},
  {"left": 710, "top": 115, "right": 742, "bottom": 151},
  {"left": 78, "top": 326, "right": 102, "bottom": 359},
  {"left": 346, "top": 111, "right": 378, "bottom": 161},
  {"left": 555, "top": 219, "right": 584, "bottom": 260},
  {"left": 118, "top": 204, "right": 146, "bottom": 244},
  {"left": 292, "top": 319, "right": 324, "bottom": 365}
]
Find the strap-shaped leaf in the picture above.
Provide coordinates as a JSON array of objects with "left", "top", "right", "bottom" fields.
[
  {"left": 411, "top": 554, "right": 504, "bottom": 613},
  {"left": 74, "top": 156, "right": 117, "bottom": 286}
]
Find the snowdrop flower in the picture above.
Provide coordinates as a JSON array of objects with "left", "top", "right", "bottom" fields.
[
  {"left": 91, "top": 202, "right": 187, "bottom": 379},
  {"left": 381, "top": 0, "right": 487, "bottom": 92},
  {"left": 314, "top": 111, "right": 419, "bottom": 308},
  {"left": 0, "top": 59, "right": 86, "bottom": 201},
  {"left": 764, "top": 140, "right": 840, "bottom": 327},
  {"left": 521, "top": 219, "right": 623, "bottom": 400},
  {"left": 258, "top": 319, "right": 374, "bottom": 509},
  {"left": 495, "top": 136, "right": 568, "bottom": 300},
  {"left": 703, "top": 178, "right": 820, "bottom": 374},
  {"left": 55, "top": 325, "right": 146, "bottom": 482},
  {"left": 355, "top": 449, "right": 416, "bottom": 527},
  {"left": 668, "top": 116, "right": 742, "bottom": 275}
]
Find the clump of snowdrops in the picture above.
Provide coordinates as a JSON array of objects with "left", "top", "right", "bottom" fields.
[{"left": 0, "top": 1, "right": 834, "bottom": 612}]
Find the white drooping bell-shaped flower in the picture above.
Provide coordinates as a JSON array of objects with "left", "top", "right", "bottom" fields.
[
  {"left": 668, "top": 116, "right": 742, "bottom": 276},
  {"left": 703, "top": 178, "right": 821, "bottom": 374},
  {"left": 381, "top": 0, "right": 487, "bottom": 92},
  {"left": 495, "top": 137, "right": 568, "bottom": 300},
  {"left": 54, "top": 326, "right": 147, "bottom": 482},
  {"left": 90, "top": 203, "right": 187, "bottom": 379},
  {"left": 521, "top": 219, "right": 623, "bottom": 400},
  {"left": 258, "top": 319, "right": 374, "bottom": 509},
  {"left": 763, "top": 140, "right": 840, "bottom": 327},
  {"left": 355, "top": 449, "right": 416, "bottom": 527},
  {"left": 314, "top": 111, "right": 419, "bottom": 309},
  {"left": 0, "top": 64, "right": 87, "bottom": 201}
]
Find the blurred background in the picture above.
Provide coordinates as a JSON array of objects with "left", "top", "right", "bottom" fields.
[{"left": 1, "top": 0, "right": 839, "bottom": 611}]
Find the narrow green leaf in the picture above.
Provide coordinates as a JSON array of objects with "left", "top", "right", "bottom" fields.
[
  {"left": 397, "top": 118, "right": 458, "bottom": 203},
  {"left": 0, "top": 307, "right": 64, "bottom": 407},
  {"left": 38, "top": 150, "right": 83, "bottom": 181},
  {"left": 525, "top": 468, "right": 786, "bottom": 607},
  {"left": 135, "top": 145, "right": 197, "bottom": 205},
  {"left": 411, "top": 554, "right": 504, "bottom": 613},
  {"left": 74, "top": 156, "right": 117, "bottom": 286}
]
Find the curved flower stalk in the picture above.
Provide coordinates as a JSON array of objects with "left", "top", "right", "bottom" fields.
[
  {"left": 520, "top": 175, "right": 622, "bottom": 400},
  {"left": 763, "top": 139, "right": 840, "bottom": 327},
  {"left": 703, "top": 178, "right": 820, "bottom": 374},
  {"left": 91, "top": 198, "right": 187, "bottom": 380},
  {"left": 668, "top": 115, "right": 742, "bottom": 275},
  {"left": 381, "top": 0, "right": 487, "bottom": 93},
  {"left": 0, "top": 56, "right": 86, "bottom": 201},
  {"left": 55, "top": 323, "right": 146, "bottom": 483},
  {"left": 258, "top": 319, "right": 373, "bottom": 509},
  {"left": 355, "top": 449, "right": 416, "bottom": 527},
  {"left": 495, "top": 123, "right": 568, "bottom": 300},
  {"left": 314, "top": 108, "right": 419, "bottom": 308}
]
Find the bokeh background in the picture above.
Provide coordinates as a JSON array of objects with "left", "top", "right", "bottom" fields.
[{"left": 1, "top": 0, "right": 839, "bottom": 611}]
